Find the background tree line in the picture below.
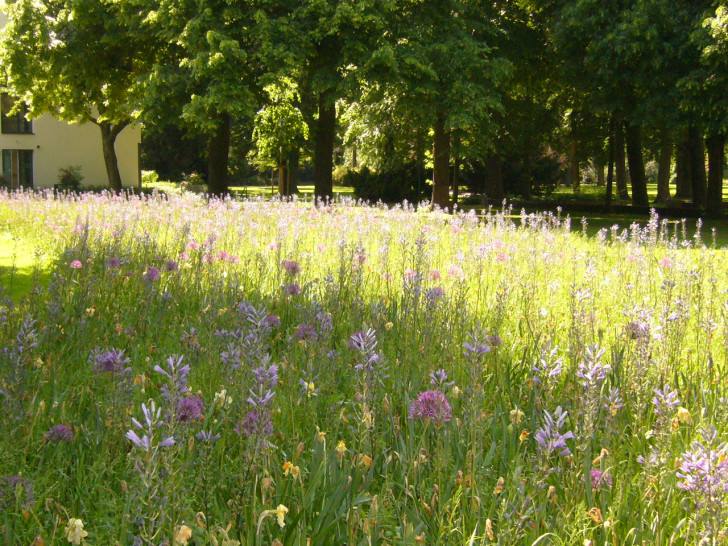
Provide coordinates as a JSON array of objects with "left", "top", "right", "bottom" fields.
[{"left": 1, "top": 0, "right": 727, "bottom": 213}]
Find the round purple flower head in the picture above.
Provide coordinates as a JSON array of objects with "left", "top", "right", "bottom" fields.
[
  {"left": 144, "top": 266, "right": 161, "bottom": 282},
  {"left": 89, "top": 348, "right": 131, "bottom": 374},
  {"left": 45, "top": 424, "right": 74, "bottom": 443},
  {"left": 164, "top": 260, "right": 179, "bottom": 272},
  {"left": 589, "top": 469, "right": 613, "bottom": 490},
  {"left": 409, "top": 390, "right": 452, "bottom": 424},
  {"left": 265, "top": 314, "right": 282, "bottom": 328},
  {"left": 177, "top": 396, "right": 204, "bottom": 423},
  {"left": 106, "top": 257, "right": 121, "bottom": 269},
  {"left": 282, "top": 259, "right": 301, "bottom": 276},
  {"left": 284, "top": 283, "right": 302, "bottom": 296}
]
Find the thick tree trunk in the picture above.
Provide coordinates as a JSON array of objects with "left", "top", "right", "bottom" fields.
[
  {"left": 484, "top": 154, "right": 504, "bottom": 201},
  {"left": 99, "top": 120, "right": 128, "bottom": 192},
  {"left": 615, "top": 124, "right": 629, "bottom": 200},
  {"left": 314, "top": 90, "right": 336, "bottom": 200},
  {"left": 655, "top": 136, "right": 672, "bottom": 203},
  {"left": 688, "top": 124, "right": 707, "bottom": 208},
  {"left": 431, "top": 113, "right": 451, "bottom": 209},
  {"left": 278, "top": 163, "right": 287, "bottom": 196},
  {"left": 624, "top": 122, "right": 649, "bottom": 207},
  {"left": 207, "top": 113, "right": 231, "bottom": 197},
  {"left": 287, "top": 148, "right": 299, "bottom": 195},
  {"left": 706, "top": 132, "right": 726, "bottom": 217},
  {"left": 569, "top": 138, "right": 580, "bottom": 192},
  {"left": 675, "top": 133, "right": 692, "bottom": 199}
]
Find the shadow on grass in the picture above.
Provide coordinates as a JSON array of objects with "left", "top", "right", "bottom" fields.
[{"left": 0, "top": 266, "right": 51, "bottom": 301}]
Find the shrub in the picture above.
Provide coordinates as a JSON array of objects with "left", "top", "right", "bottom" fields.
[
  {"left": 346, "top": 162, "right": 425, "bottom": 203},
  {"left": 57, "top": 166, "right": 84, "bottom": 190}
]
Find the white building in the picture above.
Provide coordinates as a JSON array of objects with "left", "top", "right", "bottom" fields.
[{"left": 0, "top": 14, "right": 141, "bottom": 190}]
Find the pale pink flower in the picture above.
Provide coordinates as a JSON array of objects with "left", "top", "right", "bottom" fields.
[
  {"left": 496, "top": 252, "right": 508, "bottom": 263},
  {"left": 316, "top": 243, "right": 326, "bottom": 252},
  {"left": 429, "top": 270, "right": 441, "bottom": 281},
  {"left": 70, "top": 260, "right": 83, "bottom": 269},
  {"left": 658, "top": 257, "right": 674, "bottom": 269},
  {"left": 448, "top": 265, "right": 465, "bottom": 280},
  {"left": 186, "top": 240, "right": 199, "bottom": 251}
]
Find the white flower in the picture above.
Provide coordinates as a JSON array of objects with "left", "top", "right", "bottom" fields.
[{"left": 65, "top": 518, "right": 88, "bottom": 545}]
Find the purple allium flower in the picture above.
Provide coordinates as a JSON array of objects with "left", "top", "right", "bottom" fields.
[
  {"left": 89, "top": 348, "right": 131, "bottom": 374},
  {"left": 106, "top": 257, "right": 121, "bottom": 268},
  {"left": 283, "top": 283, "right": 301, "bottom": 295},
  {"left": 235, "top": 411, "right": 274, "bottom": 440},
  {"left": 534, "top": 407, "right": 574, "bottom": 457},
  {"left": 0, "top": 476, "right": 33, "bottom": 510},
  {"left": 177, "top": 396, "right": 204, "bottom": 423},
  {"left": 589, "top": 469, "right": 613, "bottom": 490},
  {"left": 45, "top": 424, "right": 74, "bottom": 443},
  {"left": 486, "top": 335, "right": 503, "bottom": 347},
  {"left": 281, "top": 259, "right": 301, "bottom": 276},
  {"left": 409, "top": 390, "right": 452, "bottom": 424},
  {"left": 164, "top": 260, "right": 179, "bottom": 272},
  {"left": 143, "top": 266, "right": 161, "bottom": 282},
  {"left": 653, "top": 385, "right": 680, "bottom": 415},
  {"left": 265, "top": 314, "right": 281, "bottom": 328},
  {"left": 294, "top": 323, "right": 317, "bottom": 342}
]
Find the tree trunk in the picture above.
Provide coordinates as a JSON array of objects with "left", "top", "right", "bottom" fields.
[
  {"left": 287, "top": 148, "right": 299, "bottom": 195},
  {"left": 415, "top": 130, "right": 426, "bottom": 203},
  {"left": 452, "top": 135, "right": 460, "bottom": 208},
  {"left": 688, "top": 124, "right": 707, "bottom": 209},
  {"left": 431, "top": 113, "right": 451, "bottom": 209},
  {"left": 624, "top": 122, "right": 649, "bottom": 207},
  {"left": 655, "top": 136, "right": 672, "bottom": 203},
  {"left": 706, "top": 132, "right": 726, "bottom": 217},
  {"left": 569, "top": 138, "right": 580, "bottom": 192},
  {"left": 351, "top": 145, "right": 358, "bottom": 169},
  {"left": 314, "top": 90, "right": 336, "bottom": 200},
  {"left": 615, "top": 124, "right": 628, "bottom": 200},
  {"left": 278, "top": 163, "right": 287, "bottom": 196},
  {"left": 99, "top": 120, "right": 128, "bottom": 192},
  {"left": 207, "top": 112, "right": 231, "bottom": 197},
  {"left": 675, "top": 133, "right": 692, "bottom": 199},
  {"left": 605, "top": 117, "right": 615, "bottom": 213},
  {"left": 484, "top": 154, "right": 504, "bottom": 201}
]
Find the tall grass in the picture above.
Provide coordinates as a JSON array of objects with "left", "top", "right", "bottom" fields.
[{"left": 0, "top": 189, "right": 726, "bottom": 545}]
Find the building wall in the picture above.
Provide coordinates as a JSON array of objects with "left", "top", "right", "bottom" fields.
[
  {"left": 0, "top": 11, "right": 142, "bottom": 190},
  {"left": 0, "top": 115, "right": 142, "bottom": 189}
]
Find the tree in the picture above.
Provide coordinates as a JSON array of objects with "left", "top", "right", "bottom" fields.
[
  {"left": 386, "top": 0, "right": 510, "bottom": 209},
  {"left": 251, "top": 79, "right": 308, "bottom": 196},
  {"left": 0, "top": 0, "right": 151, "bottom": 191}
]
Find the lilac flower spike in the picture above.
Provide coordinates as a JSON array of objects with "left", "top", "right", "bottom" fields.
[
  {"left": 653, "top": 385, "right": 680, "bottom": 415},
  {"left": 126, "top": 400, "right": 175, "bottom": 452},
  {"left": 535, "top": 407, "right": 574, "bottom": 457}
]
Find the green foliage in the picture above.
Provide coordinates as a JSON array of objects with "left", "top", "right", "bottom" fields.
[
  {"left": 56, "top": 166, "right": 84, "bottom": 191},
  {"left": 251, "top": 79, "right": 308, "bottom": 169},
  {"left": 344, "top": 163, "right": 423, "bottom": 203}
]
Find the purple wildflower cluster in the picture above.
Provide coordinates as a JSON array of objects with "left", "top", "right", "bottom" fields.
[
  {"left": 89, "top": 348, "right": 131, "bottom": 375},
  {"left": 535, "top": 407, "right": 574, "bottom": 458},
  {"left": 677, "top": 427, "right": 728, "bottom": 539},
  {"left": 409, "top": 390, "right": 452, "bottom": 424},
  {"left": 45, "top": 424, "right": 74, "bottom": 443},
  {"left": 126, "top": 400, "right": 176, "bottom": 451}
]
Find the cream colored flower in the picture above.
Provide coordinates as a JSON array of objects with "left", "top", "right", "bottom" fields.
[
  {"left": 174, "top": 524, "right": 193, "bottom": 545},
  {"left": 64, "top": 518, "right": 88, "bottom": 545},
  {"left": 677, "top": 407, "right": 691, "bottom": 424},
  {"left": 274, "top": 504, "right": 288, "bottom": 528}
]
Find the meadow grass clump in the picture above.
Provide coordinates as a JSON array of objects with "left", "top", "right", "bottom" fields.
[{"left": 1, "top": 188, "right": 728, "bottom": 544}]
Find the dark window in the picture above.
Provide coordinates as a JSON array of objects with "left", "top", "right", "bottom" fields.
[
  {"left": 1, "top": 94, "right": 32, "bottom": 134},
  {"left": 2, "top": 149, "right": 33, "bottom": 188}
]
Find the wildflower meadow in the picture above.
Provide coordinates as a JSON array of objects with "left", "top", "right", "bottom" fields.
[{"left": 1, "top": 189, "right": 727, "bottom": 545}]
